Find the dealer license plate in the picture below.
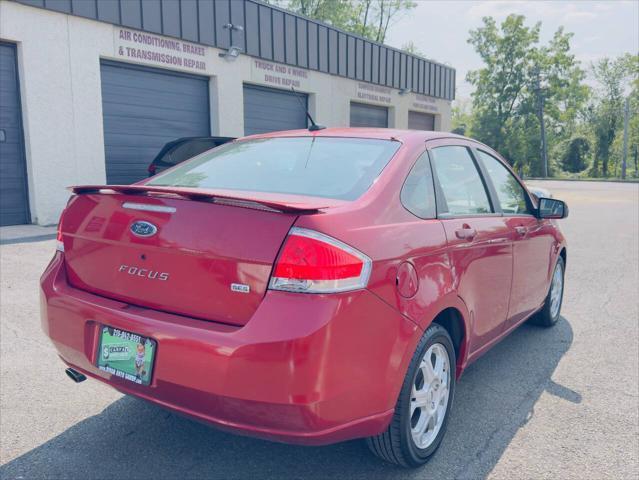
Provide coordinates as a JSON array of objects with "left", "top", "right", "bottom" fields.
[{"left": 96, "top": 326, "right": 156, "bottom": 386}]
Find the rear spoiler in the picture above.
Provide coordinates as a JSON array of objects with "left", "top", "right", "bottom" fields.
[{"left": 69, "top": 185, "right": 339, "bottom": 214}]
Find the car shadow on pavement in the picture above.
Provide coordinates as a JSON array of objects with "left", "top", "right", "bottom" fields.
[{"left": 0, "top": 317, "right": 576, "bottom": 480}]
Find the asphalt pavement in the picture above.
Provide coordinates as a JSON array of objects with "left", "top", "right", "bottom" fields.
[{"left": 0, "top": 180, "right": 637, "bottom": 479}]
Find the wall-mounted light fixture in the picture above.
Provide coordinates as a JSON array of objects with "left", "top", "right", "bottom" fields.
[
  {"left": 398, "top": 88, "right": 411, "bottom": 96},
  {"left": 219, "top": 46, "right": 243, "bottom": 61},
  {"left": 223, "top": 23, "right": 244, "bottom": 32}
]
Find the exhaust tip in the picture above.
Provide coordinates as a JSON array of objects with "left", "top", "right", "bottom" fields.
[{"left": 65, "top": 368, "right": 87, "bottom": 383}]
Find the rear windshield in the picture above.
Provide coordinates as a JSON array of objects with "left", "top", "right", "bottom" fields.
[{"left": 147, "top": 137, "right": 400, "bottom": 201}]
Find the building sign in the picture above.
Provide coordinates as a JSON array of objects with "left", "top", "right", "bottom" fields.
[
  {"left": 251, "top": 60, "right": 309, "bottom": 89},
  {"left": 411, "top": 94, "right": 439, "bottom": 112},
  {"left": 356, "top": 83, "right": 391, "bottom": 104},
  {"left": 114, "top": 28, "right": 207, "bottom": 72}
]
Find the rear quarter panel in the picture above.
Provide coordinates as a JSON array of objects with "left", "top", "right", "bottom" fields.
[{"left": 295, "top": 136, "right": 470, "bottom": 374}]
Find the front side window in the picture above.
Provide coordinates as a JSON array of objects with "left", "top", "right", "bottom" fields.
[
  {"left": 148, "top": 137, "right": 400, "bottom": 201},
  {"left": 401, "top": 151, "right": 436, "bottom": 219},
  {"left": 430, "top": 146, "right": 492, "bottom": 215},
  {"left": 477, "top": 150, "right": 532, "bottom": 215}
]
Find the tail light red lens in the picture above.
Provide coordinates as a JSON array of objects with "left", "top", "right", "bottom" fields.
[
  {"left": 269, "top": 227, "right": 371, "bottom": 293},
  {"left": 55, "top": 209, "right": 65, "bottom": 252}
]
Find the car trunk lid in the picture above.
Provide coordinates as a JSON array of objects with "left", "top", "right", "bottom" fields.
[{"left": 60, "top": 186, "right": 339, "bottom": 326}]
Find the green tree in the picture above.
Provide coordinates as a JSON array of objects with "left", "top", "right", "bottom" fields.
[
  {"left": 267, "top": 0, "right": 416, "bottom": 43},
  {"left": 530, "top": 28, "right": 590, "bottom": 176},
  {"left": 466, "top": 15, "right": 540, "bottom": 157},
  {"left": 557, "top": 136, "right": 590, "bottom": 173},
  {"left": 466, "top": 15, "right": 587, "bottom": 176},
  {"left": 598, "top": 54, "right": 638, "bottom": 177},
  {"left": 628, "top": 55, "right": 639, "bottom": 177},
  {"left": 369, "top": 0, "right": 417, "bottom": 43},
  {"left": 589, "top": 55, "right": 635, "bottom": 177},
  {"left": 401, "top": 41, "right": 423, "bottom": 56},
  {"left": 265, "top": 0, "right": 356, "bottom": 32},
  {"left": 533, "top": 28, "right": 589, "bottom": 137},
  {"left": 451, "top": 99, "right": 472, "bottom": 135}
]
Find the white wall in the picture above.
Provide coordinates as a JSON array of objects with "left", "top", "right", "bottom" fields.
[{"left": 0, "top": 0, "right": 452, "bottom": 225}]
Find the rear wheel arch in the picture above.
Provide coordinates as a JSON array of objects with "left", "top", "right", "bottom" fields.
[
  {"left": 559, "top": 247, "right": 567, "bottom": 267},
  {"left": 428, "top": 306, "right": 468, "bottom": 378},
  {"left": 420, "top": 302, "right": 469, "bottom": 378},
  {"left": 432, "top": 308, "right": 464, "bottom": 358},
  {"left": 547, "top": 246, "right": 566, "bottom": 285},
  {"left": 386, "top": 297, "right": 470, "bottom": 417},
  {"left": 367, "top": 321, "right": 457, "bottom": 466}
]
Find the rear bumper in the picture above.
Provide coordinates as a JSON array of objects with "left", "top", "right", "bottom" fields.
[{"left": 40, "top": 253, "right": 419, "bottom": 445}]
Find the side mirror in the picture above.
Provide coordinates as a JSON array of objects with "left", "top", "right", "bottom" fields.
[{"left": 537, "top": 197, "right": 568, "bottom": 219}]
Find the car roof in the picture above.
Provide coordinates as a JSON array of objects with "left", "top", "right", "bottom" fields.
[
  {"left": 240, "top": 128, "right": 469, "bottom": 143},
  {"left": 170, "top": 136, "right": 235, "bottom": 143}
]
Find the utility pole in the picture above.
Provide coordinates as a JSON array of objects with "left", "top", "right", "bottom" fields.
[
  {"left": 621, "top": 97, "right": 629, "bottom": 180},
  {"left": 535, "top": 70, "right": 549, "bottom": 178}
]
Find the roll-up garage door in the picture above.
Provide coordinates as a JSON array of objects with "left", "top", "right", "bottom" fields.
[
  {"left": 100, "top": 61, "right": 210, "bottom": 185},
  {"left": 408, "top": 111, "right": 436, "bottom": 131},
  {"left": 243, "top": 84, "right": 308, "bottom": 135},
  {"left": 0, "top": 42, "right": 29, "bottom": 226},
  {"left": 350, "top": 102, "right": 388, "bottom": 128}
]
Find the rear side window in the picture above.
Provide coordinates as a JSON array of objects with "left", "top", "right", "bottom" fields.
[
  {"left": 430, "top": 146, "right": 492, "bottom": 215},
  {"left": 148, "top": 137, "right": 400, "bottom": 201},
  {"left": 477, "top": 150, "right": 532, "bottom": 215},
  {"left": 401, "top": 151, "right": 436, "bottom": 219}
]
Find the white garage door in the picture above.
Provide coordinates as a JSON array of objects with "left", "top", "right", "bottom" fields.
[
  {"left": 408, "top": 111, "right": 436, "bottom": 131},
  {"left": 243, "top": 84, "right": 308, "bottom": 135},
  {"left": 100, "top": 61, "right": 210, "bottom": 185},
  {"left": 0, "top": 42, "right": 29, "bottom": 226},
  {"left": 350, "top": 102, "right": 389, "bottom": 128}
]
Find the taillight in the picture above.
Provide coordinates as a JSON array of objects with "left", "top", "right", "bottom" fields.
[
  {"left": 56, "top": 210, "right": 65, "bottom": 252},
  {"left": 269, "top": 227, "right": 371, "bottom": 293}
]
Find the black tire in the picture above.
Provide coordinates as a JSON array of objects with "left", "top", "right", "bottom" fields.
[
  {"left": 530, "top": 256, "right": 565, "bottom": 327},
  {"left": 366, "top": 323, "right": 456, "bottom": 468}
]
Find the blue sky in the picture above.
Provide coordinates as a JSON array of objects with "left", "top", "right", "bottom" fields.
[{"left": 385, "top": 0, "right": 639, "bottom": 101}]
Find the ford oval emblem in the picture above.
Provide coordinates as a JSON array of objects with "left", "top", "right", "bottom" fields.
[{"left": 130, "top": 220, "right": 158, "bottom": 237}]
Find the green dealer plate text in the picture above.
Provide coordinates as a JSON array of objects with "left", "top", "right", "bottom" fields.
[{"left": 96, "top": 326, "right": 156, "bottom": 386}]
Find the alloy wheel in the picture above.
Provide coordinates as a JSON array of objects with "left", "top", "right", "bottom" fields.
[
  {"left": 409, "top": 343, "right": 451, "bottom": 450},
  {"left": 549, "top": 262, "right": 564, "bottom": 319}
]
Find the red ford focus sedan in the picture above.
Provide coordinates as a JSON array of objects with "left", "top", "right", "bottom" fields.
[{"left": 41, "top": 129, "right": 567, "bottom": 467}]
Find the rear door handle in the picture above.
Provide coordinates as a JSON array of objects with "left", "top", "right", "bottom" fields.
[
  {"left": 455, "top": 225, "right": 477, "bottom": 241},
  {"left": 515, "top": 226, "right": 527, "bottom": 236}
]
